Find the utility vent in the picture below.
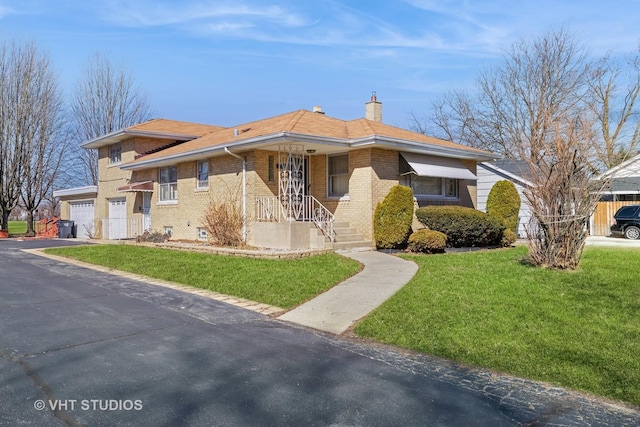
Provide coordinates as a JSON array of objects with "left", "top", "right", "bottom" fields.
[{"left": 312, "top": 105, "right": 325, "bottom": 114}]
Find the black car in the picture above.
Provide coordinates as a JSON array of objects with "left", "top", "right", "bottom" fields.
[{"left": 610, "top": 205, "right": 640, "bottom": 239}]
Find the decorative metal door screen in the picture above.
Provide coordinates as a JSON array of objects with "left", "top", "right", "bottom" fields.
[{"left": 278, "top": 144, "right": 305, "bottom": 220}]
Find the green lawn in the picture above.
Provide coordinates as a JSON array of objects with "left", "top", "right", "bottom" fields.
[
  {"left": 44, "top": 245, "right": 361, "bottom": 309},
  {"left": 8, "top": 220, "right": 27, "bottom": 234},
  {"left": 355, "top": 246, "right": 640, "bottom": 406}
]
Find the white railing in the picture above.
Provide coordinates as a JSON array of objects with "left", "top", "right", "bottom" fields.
[
  {"left": 256, "top": 196, "right": 335, "bottom": 242},
  {"left": 101, "top": 217, "right": 141, "bottom": 240}
]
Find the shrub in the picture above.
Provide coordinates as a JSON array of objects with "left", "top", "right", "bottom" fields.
[
  {"left": 486, "top": 180, "right": 521, "bottom": 233},
  {"left": 407, "top": 229, "right": 447, "bottom": 254},
  {"left": 501, "top": 229, "right": 518, "bottom": 247},
  {"left": 135, "top": 230, "right": 170, "bottom": 243},
  {"left": 201, "top": 199, "right": 243, "bottom": 247},
  {"left": 415, "top": 205, "right": 505, "bottom": 247},
  {"left": 374, "top": 185, "right": 415, "bottom": 249}
]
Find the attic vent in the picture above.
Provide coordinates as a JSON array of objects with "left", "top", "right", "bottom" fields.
[{"left": 312, "top": 105, "right": 325, "bottom": 114}]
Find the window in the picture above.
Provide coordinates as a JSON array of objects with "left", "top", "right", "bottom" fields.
[
  {"left": 197, "top": 227, "right": 207, "bottom": 241},
  {"left": 406, "top": 176, "right": 458, "bottom": 198},
  {"left": 197, "top": 160, "right": 209, "bottom": 189},
  {"left": 163, "top": 226, "right": 173, "bottom": 238},
  {"left": 328, "top": 154, "right": 349, "bottom": 197},
  {"left": 159, "top": 166, "right": 178, "bottom": 202},
  {"left": 268, "top": 155, "right": 275, "bottom": 182},
  {"left": 109, "top": 144, "right": 121, "bottom": 165}
]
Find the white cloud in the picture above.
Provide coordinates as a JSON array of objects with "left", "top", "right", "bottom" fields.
[{"left": 99, "top": 1, "right": 308, "bottom": 28}]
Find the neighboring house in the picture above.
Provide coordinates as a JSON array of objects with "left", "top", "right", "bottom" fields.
[
  {"left": 477, "top": 159, "right": 533, "bottom": 238},
  {"left": 590, "top": 153, "right": 640, "bottom": 235},
  {"left": 55, "top": 96, "right": 497, "bottom": 249}
]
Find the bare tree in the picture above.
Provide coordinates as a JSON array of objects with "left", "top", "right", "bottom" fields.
[
  {"left": 19, "top": 48, "right": 66, "bottom": 235},
  {"left": 0, "top": 40, "right": 41, "bottom": 231},
  {"left": 71, "top": 54, "right": 153, "bottom": 185},
  {"left": 423, "top": 29, "right": 634, "bottom": 269},
  {"left": 523, "top": 114, "right": 608, "bottom": 269},
  {"left": 587, "top": 50, "right": 640, "bottom": 168}
]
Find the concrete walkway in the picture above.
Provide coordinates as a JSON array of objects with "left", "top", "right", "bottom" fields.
[{"left": 278, "top": 250, "right": 418, "bottom": 334}]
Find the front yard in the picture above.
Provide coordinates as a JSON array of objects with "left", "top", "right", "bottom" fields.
[
  {"left": 44, "top": 245, "right": 361, "bottom": 309},
  {"left": 46, "top": 244, "right": 640, "bottom": 407},
  {"left": 356, "top": 246, "right": 640, "bottom": 407}
]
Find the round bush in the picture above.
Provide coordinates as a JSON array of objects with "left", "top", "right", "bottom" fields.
[
  {"left": 407, "top": 229, "right": 447, "bottom": 253},
  {"left": 374, "top": 185, "right": 414, "bottom": 249},
  {"left": 501, "top": 229, "right": 518, "bottom": 247},
  {"left": 415, "top": 205, "right": 505, "bottom": 247},
  {"left": 486, "top": 180, "right": 521, "bottom": 233}
]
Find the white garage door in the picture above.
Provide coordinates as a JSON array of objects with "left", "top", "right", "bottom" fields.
[
  {"left": 70, "top": 200, "right": 95, "bottom": 239},
  {"left": 108, "top": 198, "right": 127, "bottom": 239}
]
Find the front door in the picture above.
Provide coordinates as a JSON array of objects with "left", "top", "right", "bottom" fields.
[
  {"left": 278, "top": 145, "right": 305, "bottom": 220},
  {"left": 142, "top": 193, "right": 151, "bottom": 231}
]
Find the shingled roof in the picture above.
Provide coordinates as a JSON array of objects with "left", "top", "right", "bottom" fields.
[
  {"left": 120, "top": 109, "right": 496, "bottom": 170},
  {"left": 81, "top": 118, "right": 224, "bottom": 149}
]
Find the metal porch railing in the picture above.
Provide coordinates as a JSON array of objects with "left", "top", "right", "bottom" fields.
[{"left": 256, "top": 196, "right": 336, "bottom": 242}]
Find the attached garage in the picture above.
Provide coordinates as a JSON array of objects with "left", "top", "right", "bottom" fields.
[
  {"left": 52, "top": 186, "right": 98, "bottom": 239},
  {"left": 70, "top": 200, "right": 95, "bottom": 238}
]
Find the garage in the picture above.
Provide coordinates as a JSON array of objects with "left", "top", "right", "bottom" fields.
[{"left": 70, "top": 200, "right": 95, "bottom": 238}]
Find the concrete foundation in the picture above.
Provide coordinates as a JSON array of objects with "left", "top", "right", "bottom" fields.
[{"left": 253, "top": 222, "right": 326, "bottom": 250}]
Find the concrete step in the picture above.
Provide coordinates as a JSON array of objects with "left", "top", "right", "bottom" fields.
[
  {"left": 332, "top": 221, "right": 350, "bottom": 229},
  {"left": 334, "top": 227, "right": 358, "bottom": 235},
  {"left": 326, "top": 240, "right": 375, "bottom": 250},
  {"left": 334, "top": 233, "right": 367, "bottom": 243}
]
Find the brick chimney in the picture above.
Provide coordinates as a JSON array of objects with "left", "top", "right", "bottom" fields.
[{"left": 365, "top": 91, "right": 382, "bottom": 123}]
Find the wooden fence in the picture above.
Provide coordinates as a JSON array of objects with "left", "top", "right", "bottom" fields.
[{"left": 590, "top": 201, "right": 639, "bottom": 235}]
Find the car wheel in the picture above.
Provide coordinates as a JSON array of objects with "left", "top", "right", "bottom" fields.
[{"left": 624, "top": 226, "right": 640, "bottom": 240}]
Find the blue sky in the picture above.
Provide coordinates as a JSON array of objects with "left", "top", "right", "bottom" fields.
[{"left": 1, "top": 0, "right": 639, "bottom": 129}]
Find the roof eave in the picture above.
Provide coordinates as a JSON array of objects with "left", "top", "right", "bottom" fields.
[
  {"left": 80, "top": 129, "right": 203, "bottom": 149},
  {"left": 353, "top": 135, "right": 499, "bottom": 162},
  {"left": 120, "top": 132, "right": 351, "bottom": 170},
  {"left": 120, "top": 132, "right": 499, "bottom": 171}
]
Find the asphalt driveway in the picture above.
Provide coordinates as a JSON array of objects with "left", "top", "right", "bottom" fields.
[{"left": 0, "top": 239, "right": 638, "bottom": 426}]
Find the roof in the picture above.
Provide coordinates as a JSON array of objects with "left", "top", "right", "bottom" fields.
[
  {"left": 605, "top": 176, "right": 640, "bottom": 193},
  {"left": 479, "top": 159, "right": 534, "bottom": 187},
  {"left": 81, "top": 118, "right": 225, "bottom": 149},
  {"left": 599, "top": 153, "right": 640, "bottom": 179},
  {"left": 119, "top": 109, "right": 497, "bottom": 170}
]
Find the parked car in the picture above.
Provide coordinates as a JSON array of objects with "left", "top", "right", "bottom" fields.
[{"left": 610, "top": 205, "right": 640, "bottom": 239}]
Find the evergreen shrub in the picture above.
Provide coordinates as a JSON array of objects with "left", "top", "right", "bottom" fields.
[
  {"left": 407, "top": 229, "right": 447, "bottom": 253},
  {"left": 415, "top": 205, "right": 505, "bottom": 247},
  {"left": 374, "top": 185, "right": 414, "bottom": 249},
  {"left": 486, "top": 180, "right": 521, "bottom": 233}
]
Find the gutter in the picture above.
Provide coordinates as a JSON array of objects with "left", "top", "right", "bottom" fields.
[{"left": 224, "top": 147, "right": 247, "bottom": 243}]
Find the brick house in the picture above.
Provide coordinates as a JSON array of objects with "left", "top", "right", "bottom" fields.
[{"left": 56, "top": 96, "right": 497, "bottom": 249}]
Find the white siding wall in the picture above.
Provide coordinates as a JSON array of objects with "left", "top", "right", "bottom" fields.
[{"left": 477, "top": 164, "right": 532, "bottom": 238}]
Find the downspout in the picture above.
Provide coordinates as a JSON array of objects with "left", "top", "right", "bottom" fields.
[{"left": 224, "top": 147, "right": 247, "bottom": 243}]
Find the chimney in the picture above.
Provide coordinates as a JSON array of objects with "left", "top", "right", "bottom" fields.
[
  {"left": 312, "top": 105, "right": 325, "bottom": 114},
  {"left": 365, "top": 91, "right": 382, "bottom": 123}
]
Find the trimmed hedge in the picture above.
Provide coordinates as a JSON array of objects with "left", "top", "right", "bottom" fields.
[
  {"left": 486, "top": 180, "right": 521, "bottom": 233},
  {"left": 415, "top": 206, "right": 505, "bottom": 247},
  {"left": 374, "top": 185, "right": 414, "bottom": 249},
  {"left": 407, "top": 229, "right": 447, "bottom": 254}
]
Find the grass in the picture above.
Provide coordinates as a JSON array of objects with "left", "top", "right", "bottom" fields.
[
  {"left": 44, "top": 245, "right": 361, "bottom": 309},
  {"left": 355, "top": 246, "right": 640, "bottom": 406},
  {"left": 8, "top": 220, "right": 27, "bottom": 234}
]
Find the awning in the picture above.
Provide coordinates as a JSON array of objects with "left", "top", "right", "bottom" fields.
[
  {"left": 400, "top": 152, "right": 477, "bottom": 180},
  {"left": 117, "top": 181, "right": 154, "bottom": 192}
]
